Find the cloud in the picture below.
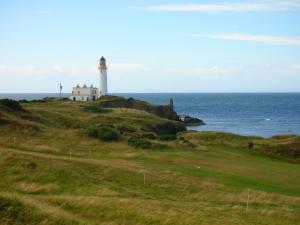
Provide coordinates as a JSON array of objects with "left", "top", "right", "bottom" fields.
[
  {"left": 0, "top": 62, "right": 146, "bottom": 78},
  {"left": 163, "top": 61, "right": 300, "bottom": 79},
  {"left": 0, "top": 64, "right": 58, "bottom": 77},
  {"left": 181, "top": 33, "right": 300, "bottom": 45},
  {"left": 146, "top": 0, "right": 300, "bottom": 12},
  {"left": 0, "top": 64, "right": 94, "bottom": 78},
  {"left": 164, "top": 66, "right": 240, "bottom": 77}
]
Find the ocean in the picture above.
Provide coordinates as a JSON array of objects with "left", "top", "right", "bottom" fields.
[{"left": 1, "top": 93, "right": 300, "bottom": 137}]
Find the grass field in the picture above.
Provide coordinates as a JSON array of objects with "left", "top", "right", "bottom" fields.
[{"left": 0, "top": 98, "right": 299, "bottom": 225}]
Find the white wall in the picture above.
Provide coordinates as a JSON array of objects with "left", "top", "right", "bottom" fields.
[
  {"left": 70, "top": 87, "right": 99, "bottom": 101},
  {"left": 99, "top": 69, "right": 108, "bottom": 96}
]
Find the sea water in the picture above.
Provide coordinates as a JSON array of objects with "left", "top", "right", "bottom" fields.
[{"left": 1, "top": 93, "right": 300, "bottom": 137}]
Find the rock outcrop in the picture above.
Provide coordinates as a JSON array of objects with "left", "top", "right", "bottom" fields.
[
  {"left": 99, "top": 96, "right": 178, "bottom": 120},
  {"left": 98, "top": 96, "right": 205, "bottom": 126},
  {"left": 178, "top": 115, "right": 206, "bottom": 126}
]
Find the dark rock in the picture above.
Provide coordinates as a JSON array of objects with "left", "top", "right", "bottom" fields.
[{"left": 179, "top": 115, "right": 206, "bottom": 126}]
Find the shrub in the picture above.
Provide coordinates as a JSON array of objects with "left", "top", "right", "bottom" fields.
[
  {"left": 0, "top": 99, "right": 23, "bottom": 111},
  {"left": 30, "top": 99, "right": 46, "bottom": 103},
  {"left": 88, "top": 126, "right": 99, "bottom": 138},
  {"left": 0, "top": 196, "right": 50, "bottom": 224},
  {"left": 248, "top": 141, "right": 254, "bottom": 149},
  {"left": 159, "top": 134, "right": 177, "bottom": 141},
  {"left": 19, "top": 99, "right": 29, "bottom": 103},
  {"left": 116, "top": 125, "right": 137, "bottom": 134},
  {"left": 142, "top": 132, "right": 157, "bottom": 140},
  {"left": 128, "top": 136, "right": 151, "bottom": 149},
  {"left": 26, "top": 161, "right": 37, "bottom": 171},
  {"left": 146, "top": 122, "right": 186, "bottom": 135},
  {"left": 83, "top": 105, "right": 111, "bottom": 113},
  {"left": 88, "top": 125, "right": 120, "bottom": 141}
]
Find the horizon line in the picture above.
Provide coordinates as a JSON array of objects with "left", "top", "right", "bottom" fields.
[{"left": 1, "top": 92, "right": 300, "bottom": 94}]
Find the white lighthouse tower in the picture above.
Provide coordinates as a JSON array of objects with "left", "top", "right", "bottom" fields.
[{"left": 98, "top": 56, "right": 108, "bottom": 97}]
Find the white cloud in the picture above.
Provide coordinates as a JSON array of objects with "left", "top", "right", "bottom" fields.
[
  {"left": 0, "top": 62, "right": 146, "bottom": 78},
  {"left": 181, "top": 33, "right": 300, "bottom": 45},
  {"left": 0, "top": 64, "right": 94, "bottom": 78},
  {"left": 0, "top": 64, "right": 57, "bottom": 77},
  {"left": 147, "top": 0, "right": 300, "bottom": 12},
  {"left": 165, "top": 66, "right": 240, "bottom": 77}
]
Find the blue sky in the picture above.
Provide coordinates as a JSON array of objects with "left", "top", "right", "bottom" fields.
[{"left": 0, "top": 0, "right": 300, "bottom": 93}]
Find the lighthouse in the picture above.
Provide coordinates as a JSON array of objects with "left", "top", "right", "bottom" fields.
[{"left": 98, "top": 56, "right": 108, "bottom": 97}]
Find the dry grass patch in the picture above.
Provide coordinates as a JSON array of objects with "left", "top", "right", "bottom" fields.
[{"left": 17, "top": 182, "right": 59, "bottom": 193}]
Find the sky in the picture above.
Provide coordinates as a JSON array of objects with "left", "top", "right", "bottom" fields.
[{"left": 0, "top": 0, "right": 300, "bottom": 93}]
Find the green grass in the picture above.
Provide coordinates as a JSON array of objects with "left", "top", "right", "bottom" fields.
[{"left": 0, "top": 99, "right": 299, "bottom": 225}]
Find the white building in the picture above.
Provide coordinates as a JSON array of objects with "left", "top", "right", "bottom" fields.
[
  {"left": 70, "top": 84, "right": 99, "bottom": 101},
  {"left": 70, "top": 56, "right": 108, "bottom": 101},
  {"left": 98, "top": 56, "right": 108, "bottom": 97}
]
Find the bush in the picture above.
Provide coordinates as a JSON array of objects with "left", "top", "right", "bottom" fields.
[
  {"left": 83, "top": 105, "right": 111, "bottom": 113},
  {"left": 159, "top": 134, "right": 177, "bottom": 141},
  {"left": 26, "top": 161, "right": 37, "bottom": 171},
  {"left": 0, "top": 99, "right": 23, "bottom": 111},
  {"left": 88, "top": 125, "right": 120, "bottom": 141},
  {"left": 128, "top": 136, "right": 151, "bottom": 149},
  {"left": 116, "top": 125, "right": 137, "bottom": 134},
  {"left": 142, "top": 132, "right": 157, "bottom": 140},
  {"left": 248, "top": 141, "right": 254, "bottom": 149},
  {"left": 0, "top": 196, "right": 51, "bottom": 225},
  {"left": 146, "top": 122, "right": 186, "bottom": 135},
  {"left": 19, "top": 99, "right": 29, "bottom": 103}
]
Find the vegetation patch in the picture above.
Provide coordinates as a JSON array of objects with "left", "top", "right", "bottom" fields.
[
  {"left": 184, "top": 131, "right": 300, "bottom": 161},
  {"left": 88, "top": 125, "right": 120, "bottom": 141},
  {"left": 145, "top": 121, "right": 186, "bottom": 135},
  {"left": 128, "top": 136, "right": 152, "bottom": 149},
  {"left": 116, "top": 125, "right": 137, "bottom": 135},
  {"left": 19, "top": 99, "right": 46, "bottom": 103},
  {"left": 43, "top": 97, "right": 69, "bottom": 102},
  {"left": 17, "top": 182, "right": 59, "bottom": 193},
  {"left": 82, "top": 105, "right": 111, "bottom": 113},
  {"left": 25, "top": 161, "right": 37, "bottom": 171},
  {"left": 0, "top": 196, "right": 45, "bottom": 225},
  {"left": 141, "top": 132, "right": 157, "bottom": 140},
  {"left": 0, "top": 97, "right": 299, "bottom": 225},
  {"left": 0, "top": 99, "right": 23, "bottom": 111},
  {"left": 158, "top": 134, "right": 177, "bottom": 141}
]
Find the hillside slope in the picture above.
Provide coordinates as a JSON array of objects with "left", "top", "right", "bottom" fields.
[{"left": 0, "top": 98, "right": 299, "bottom": 225}]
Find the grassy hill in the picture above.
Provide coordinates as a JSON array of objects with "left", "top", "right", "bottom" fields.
[{"left": 0, "top": 98, "right": 299, "bottom": 225}]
